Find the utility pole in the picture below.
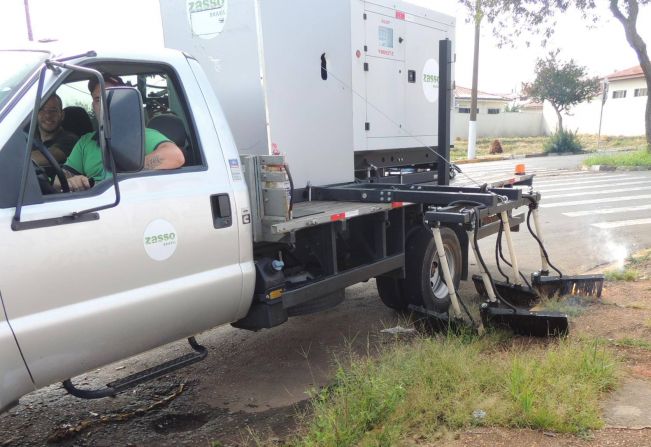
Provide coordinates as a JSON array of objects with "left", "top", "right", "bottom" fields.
[
  {"left": 597, "top": 79, "right": 609, "bottom": 151},
  {"left": 467, "top": 0, "right": 482, "bottom": 160},
  {"left": 24, "top": 0, "right": 34, "bottom": 41}
]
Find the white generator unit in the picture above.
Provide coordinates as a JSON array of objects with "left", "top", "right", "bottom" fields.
[{"left": 159, "top": 0, "right": 455, "bottom": 188}]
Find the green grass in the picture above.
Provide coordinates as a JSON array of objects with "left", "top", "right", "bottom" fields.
[
  {"left": 287, "top": 333, "right": 617, "bottom": 446},
  {"left": 626, "top": 251, "right": 651, "bottom": 266},
  {"left": 584, "top": 150, "right": 651, "bottom": 168},
  {"left": 451, "top": 135, "right": 646, "bottom": 161},
  {"left": 612, "top": 338, "right": 651, "bottom": 350},
  {"left": 604, "top": 267, "right": 639, "bottom": 282}
]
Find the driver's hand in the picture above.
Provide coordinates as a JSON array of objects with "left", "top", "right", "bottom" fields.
[{"left": 68, "top": 175, "right": 91, "bottom": 192}]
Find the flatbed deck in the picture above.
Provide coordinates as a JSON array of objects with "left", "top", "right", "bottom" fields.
[{"left": 269, "top": 201, "right": 399, "bottom": 235}]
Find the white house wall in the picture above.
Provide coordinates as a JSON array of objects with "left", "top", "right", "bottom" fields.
[
  {"left": 452, "top": 111, "right": 545, "bottom": 139},
  {"left": 543, "top": 78, "right": 647, "bottom": 136}
]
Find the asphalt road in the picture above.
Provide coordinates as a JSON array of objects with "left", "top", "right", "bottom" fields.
[
  {"left": 3, "top": 153, "right": 651, "bottom": 446},
  {"left": 456, "top": 153, "right": 651, "bottom": 273}
]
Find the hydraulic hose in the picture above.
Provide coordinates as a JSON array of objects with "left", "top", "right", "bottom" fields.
[
  {"left": 526, "top": 204, "right": 563, "bottom": 278},
  {"left": 496, "top": 215, "right": 533, "bottom": 289},
  {"left": 471, "top": 208, "right": 519, "bottom": 312}
]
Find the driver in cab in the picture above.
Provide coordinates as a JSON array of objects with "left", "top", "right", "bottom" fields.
[{"left": 59, "top": 74, "right": 185, "bottom": 192}]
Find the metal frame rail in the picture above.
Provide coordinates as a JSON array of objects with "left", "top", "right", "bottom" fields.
[{"left": 309, "top": 182, "right": 538, "bottom": 234}]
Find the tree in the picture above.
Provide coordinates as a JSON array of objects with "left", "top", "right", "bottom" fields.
[
  {"left": 473, "top": 0, "right": 651, "bottom": 150},
  {"left": 524, "top": 51, "right": 600, "bottom": 133}
]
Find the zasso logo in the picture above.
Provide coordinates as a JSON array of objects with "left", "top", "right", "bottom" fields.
[
  {"left": 144, "top": 220, "right": 178, "bottom": 261},
  {"left": 145, "top": 233, "right": 177, "bottom": 246},
  {"left": 188, "top": 0, "right": 224, "bottom": 13}
]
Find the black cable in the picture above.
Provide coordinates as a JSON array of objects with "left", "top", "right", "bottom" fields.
[
  {"left": 496, "top": 216, "right": 533, "bottom": 289},
  {"left": 457, "top": 293, "right": 476, "bottom": 327},
  {"left": 495, "top": 220, "right": 511, "bottom": 283},
  {"left": 284, "top": 163, "right": 294, "bottom": 214},
  {"left": 471, "top": 209, "right": 518, "bottom": 312},
  {"left": 526, "top": 207, "right": 563, "bottom": 278}
]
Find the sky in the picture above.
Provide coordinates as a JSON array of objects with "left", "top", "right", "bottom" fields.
[{"left": 1, "top": 0, "right": 649, "bottom": 94}]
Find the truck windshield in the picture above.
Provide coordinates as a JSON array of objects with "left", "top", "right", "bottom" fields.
[{"left": 0, "top": 50, "right": 49, "bottom": 111}]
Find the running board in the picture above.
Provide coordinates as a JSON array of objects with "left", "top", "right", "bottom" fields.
[{"left": 62, "top": 337, "right": 207, "bottom": 399}]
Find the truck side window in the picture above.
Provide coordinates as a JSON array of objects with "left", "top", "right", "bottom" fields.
[{"left": 31, "top": 64, "right": 205, "bottom": 202}]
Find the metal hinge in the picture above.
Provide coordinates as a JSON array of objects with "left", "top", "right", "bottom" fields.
[
  {"left": 365, "top": 122, "right": 370, "bottom": 131},
  {"left": 363, "top": 13, "right": 367, "bottom": 19},
  {"left": 364, "top": 62, "right": 369, "bottom": 71}
]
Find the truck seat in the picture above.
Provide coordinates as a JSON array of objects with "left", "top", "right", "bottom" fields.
[
  {"left": 62, "top": 106, "right": 94, "bottom": 138},
  {"left": 148, "top": 113, "right": 191, "bottom": 166}
]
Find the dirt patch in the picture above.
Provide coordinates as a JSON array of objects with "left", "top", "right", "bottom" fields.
[
  {"left": 428, "top": 427, "right": 651, "bottom": 447},
  {"left": 436, "top": 257, "right": 651, "bottom": 447},
  {"left": 4, "top": 258, "right": 651, "bottom": 446}
]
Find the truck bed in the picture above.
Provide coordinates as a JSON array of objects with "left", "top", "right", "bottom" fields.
[{"left": 268, "top": 201, "right": 399, "bottom": 235}]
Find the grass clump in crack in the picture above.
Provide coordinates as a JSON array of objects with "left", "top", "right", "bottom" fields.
[{"left": 291, "top": 333, "right": 617, "bottom": 447}]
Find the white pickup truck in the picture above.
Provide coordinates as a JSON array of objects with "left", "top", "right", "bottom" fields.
[{"left": 1, "top": 0, "right": 576, "bottom": 413}]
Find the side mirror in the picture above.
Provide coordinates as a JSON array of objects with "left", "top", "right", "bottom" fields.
[{"left": 105, "top": 87, "right": 145, "bottom": 173}]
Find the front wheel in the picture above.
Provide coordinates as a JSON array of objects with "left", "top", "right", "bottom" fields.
[{"left": 403, "top": 226, "right": 462, "bottom": 313}]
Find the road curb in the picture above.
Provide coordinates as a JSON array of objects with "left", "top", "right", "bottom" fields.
[
  {"left": 453, "top": 154, "right": 545, "bottom": 164},
  {"left": 582, "top": 164, "right": 651, "bottom": 172},
  {"left": 454, "top": 151, "right": 582, "bottom": 164}
]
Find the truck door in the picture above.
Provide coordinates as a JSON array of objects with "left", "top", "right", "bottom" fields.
[
  {"left": 0, "top": 60, "right": 247, "bottom": 389},
  {"left": 0, "top": 294, "right": 33, "bottom": 411}
]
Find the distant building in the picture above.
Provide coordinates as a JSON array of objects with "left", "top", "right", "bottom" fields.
[
  {"left": 454, "top": 86, "right": 511, "bottom": 115},
  {"left": 543, "top": 65, "right": 647, "bottom": 136},
  {"left": 452, "top": 86, "right": 546, "bottom": 140},
  {"left": 606, "top": 65, "right": 647, "bottom": 102}
]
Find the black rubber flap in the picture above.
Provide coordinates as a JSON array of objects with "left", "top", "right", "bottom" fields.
[{"left": 481, "top": 305, "right": 569, "bottom": 337}]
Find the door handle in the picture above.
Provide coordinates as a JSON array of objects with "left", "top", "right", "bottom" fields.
[{"left": 210, "top": 194, "right": 232, "bottom": 229}]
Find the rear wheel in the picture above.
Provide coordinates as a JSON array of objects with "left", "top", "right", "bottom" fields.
[
  {"left": 403, "top": 226, "right": 462, "bottom": 313},
  {"left": 376, "top": 276, "right": 407, "bottom": 311}
]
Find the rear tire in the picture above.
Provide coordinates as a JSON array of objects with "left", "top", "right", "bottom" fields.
[
  {"left": 403, "top": 226, "right": 462, "bottom": 313},
  {"left": 376, "top": 276, "right": 407, "bottom": 311}
]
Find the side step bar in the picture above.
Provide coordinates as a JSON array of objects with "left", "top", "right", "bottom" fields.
[{"left": 62, "top": 337, "right": 207, "bottom": 399}]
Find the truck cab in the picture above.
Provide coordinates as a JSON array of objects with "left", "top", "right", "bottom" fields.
[{"left": 0, "top": 47, "right": 255, "bottom": 411}]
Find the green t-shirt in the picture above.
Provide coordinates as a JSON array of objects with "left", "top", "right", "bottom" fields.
[{"left": 64, "top": 128, "right": 171, "bottom": 182}]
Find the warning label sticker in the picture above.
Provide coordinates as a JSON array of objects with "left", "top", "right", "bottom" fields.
[{"left": 229, "top": 158, "right": 242, "bottom": 181}]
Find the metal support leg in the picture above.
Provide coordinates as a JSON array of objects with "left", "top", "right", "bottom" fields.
[
  {"left": 500, "top": 212, "right": 521, "bottom": 286},
  {"left": 432, "top": 225, "right": 462, "bottom": 318},
  {"left": 468, "top": 231, "right": 497, "bottom": 303},
  {"left": 532, "top": 207, "right": 550, "bottom": 273}
]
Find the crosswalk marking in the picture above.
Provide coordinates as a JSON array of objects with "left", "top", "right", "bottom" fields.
[
  {"left": 540, "top": 179, "right": 651, "bottom": 193},
  {"left": 540, "top": 193, "right": 651, "bottom": 208},
  {"left": 460, "top": 166, "right": 651, "bottom": 232},
  {"left": 592, "top": 218, "right": 651, "bottom": 229},
  {"left": 563, "top": 204, "right": 651, "bottom": 217},
  {"left": 544, "top": 185, "right": 651, "bottom": 199},
  {"left": 535, "top": 175, "right": 647, "bottom": 188}
]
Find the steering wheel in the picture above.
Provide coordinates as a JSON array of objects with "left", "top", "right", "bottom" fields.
[{"left": 30, "top": 136, "right": 70, "bottom": 193}]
